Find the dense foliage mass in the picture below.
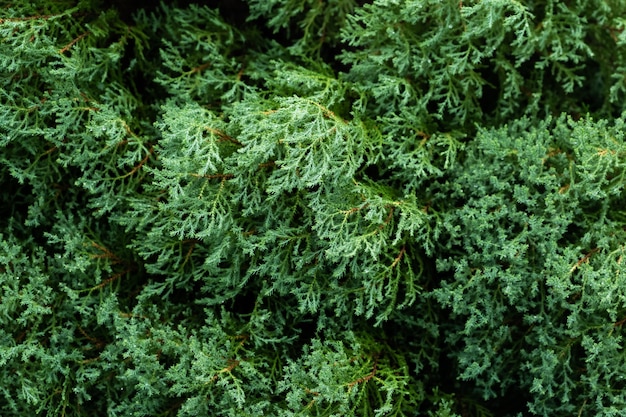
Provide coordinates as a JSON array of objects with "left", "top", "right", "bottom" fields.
[{"left": 2, "top": 0, "right": 626, "bottom": 415}]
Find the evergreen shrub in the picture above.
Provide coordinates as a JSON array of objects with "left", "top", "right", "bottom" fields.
[{"left": 1, "top": 0, "right": 626, "bottom": 415}]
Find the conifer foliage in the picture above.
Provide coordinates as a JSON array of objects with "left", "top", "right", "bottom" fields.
[{"left": 1, "top": 0, "right": 626, "bottom": 415}]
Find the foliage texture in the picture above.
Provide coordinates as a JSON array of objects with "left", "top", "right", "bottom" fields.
[{"left": 1, "top": 0, "right": 626, "bottom": 416}]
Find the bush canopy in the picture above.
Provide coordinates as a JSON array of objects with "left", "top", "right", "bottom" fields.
[{"left": 2, "top": 0, "right": 626, "bottom": 416}]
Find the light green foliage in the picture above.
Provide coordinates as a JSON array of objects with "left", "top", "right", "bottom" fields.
[
  {"left": 340, "top": 0, "right": 626, "bottom": 129},
  {"left": 247, "top": 0, "right": 358, "bottom": 55},
  {"left": 152, "top": 3, "right": 250, "bottom": 103},
  {"left": 2, "top": 0, "right": 626, "bottom": 416}
]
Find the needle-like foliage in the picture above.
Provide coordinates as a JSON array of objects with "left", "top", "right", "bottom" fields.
[{"left": 1, "top": 0, "right": 626, "bottom": 416}]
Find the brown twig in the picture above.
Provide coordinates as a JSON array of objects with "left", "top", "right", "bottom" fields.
[
  {"left": 347, "top": 353, "right": 380, "bottom": 390},
  {"left": 59, "top": 31, "right": 89, "bottom": 54},
  {"left": 190, "top": 173, "right": 234, "bottom": 180},
  {"left": 390, "top": 245, "right": 406, "bottom": 269},
  {"left": 570, "top": 247, "right": 600, "bottom": 273}
]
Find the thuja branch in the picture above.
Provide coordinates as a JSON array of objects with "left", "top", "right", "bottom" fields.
[
  {"left": 569, "top": 247, "right": 600, "bottom": 273},
  {"left": 347, "top": 353, "right": 380, "bottom": 392},
  {"left": 59, "top": 31, "right": 90, "bottom": 54},
  {"left": 204, "top": 126, "right": 242, "bottom": 146},
  {"left": 189, "top": 172, "right": 234, "bottom": 180},
  {"left": 111, "top": 146, "right": 154, "bottom": 180},
  {"left": 390, "top": 245, "right": 406, "bottom": 269},
  {"left": 90, "top": 242, "right": 122, "bottom": 264},
  {"left": 0, "top": 13, "right": 60, "bottom": 23}
]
